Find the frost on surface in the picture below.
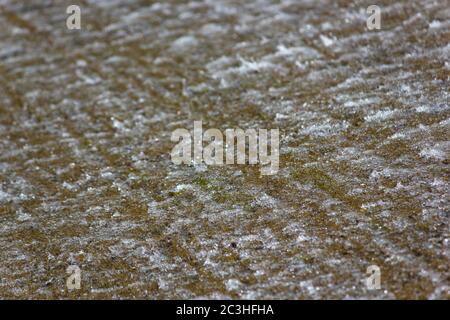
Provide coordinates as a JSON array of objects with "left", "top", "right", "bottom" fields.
[{"left": 0, "top": 0, "right": 449, "bottom": 299}]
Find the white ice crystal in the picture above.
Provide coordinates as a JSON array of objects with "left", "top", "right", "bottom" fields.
[
  {"left": 419, "top": 147, "right": 447, "bottom": 160},
  {"left": 320, "top": 34, "right": 334, "bottom": 47},
  {"left": 225, "top": 279, "right": 242, "bottom": 291}
]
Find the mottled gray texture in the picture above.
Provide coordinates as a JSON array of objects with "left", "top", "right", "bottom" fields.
[{"left": 0, "top": 0, "right": 449, "bottom": 299}]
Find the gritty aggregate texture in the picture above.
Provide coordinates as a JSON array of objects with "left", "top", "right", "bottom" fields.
[{"left": 0, "top": 0, "right": 449, "bottom": 299}]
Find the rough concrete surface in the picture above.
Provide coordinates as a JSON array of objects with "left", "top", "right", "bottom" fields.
[{"left": 0, "top": 0, "right": 449, "bottom": 299}]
